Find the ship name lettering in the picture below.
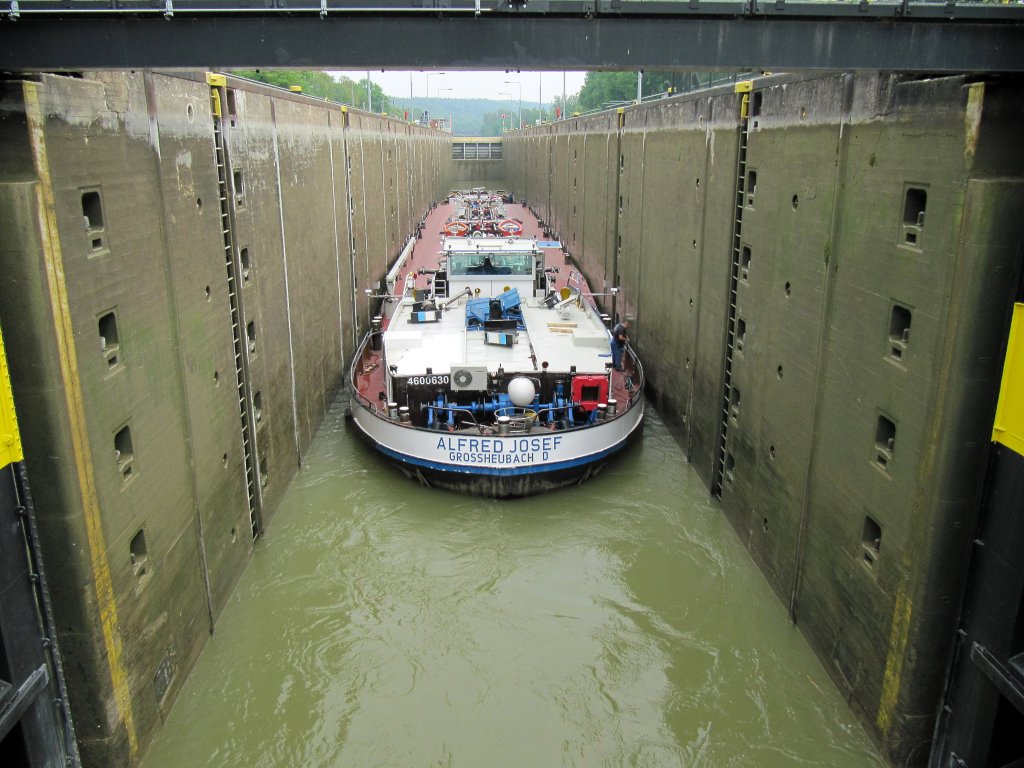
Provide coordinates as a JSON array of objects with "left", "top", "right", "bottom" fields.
[
  {"left": 436, "top": 436, "right": 562, "bottom": 456},
  {"left": 437, "top": 435, "right": 562, "bottom": 465}
]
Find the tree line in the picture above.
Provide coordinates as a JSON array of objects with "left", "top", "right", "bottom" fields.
[
  {"left": 479, "top": 72, "right": 738, "bottom": 133},
  {"left": 232, "top": 70, "right": 394, "bottom": 114},
  {"left": 574, "top": 71, "right": 740, "bottom": 113},
  {"left": 229, "top": 71, "right": 742, "bottom": 134}
]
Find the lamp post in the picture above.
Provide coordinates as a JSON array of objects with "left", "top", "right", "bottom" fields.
[
  {"left": 562, "top": 70, "right": 566, "bottom": 120},
  {"left": 499, "top": 92, "right": 513, "bottom": 132},
  {"left": 424, "top": 72, "right": 445, "bottom": 99},
  {"left": 436, "top": 87, "right": 453, "bottom": 130},
  {"left": 421, "top": 72, "right": 444, "bottom": 124},
  {"left": 504, "top": 79, "right": 522, "bottom": 129}
]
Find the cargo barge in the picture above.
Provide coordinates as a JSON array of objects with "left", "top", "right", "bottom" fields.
[{"left": 349, "top": 191, "right": 644, "bottom": 497}]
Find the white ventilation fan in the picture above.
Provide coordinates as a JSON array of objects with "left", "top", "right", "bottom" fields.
[{"left": 451, "top": 366, "right": 489, "bottom": 391}]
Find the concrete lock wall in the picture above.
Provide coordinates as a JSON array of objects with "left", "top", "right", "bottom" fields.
[
  {"left": 0, "top": 71, "right": 450, "bottom": 767},
  {"left": 504, "top": 72, "right": 1024, "bottom": 765},
  {"left": 451, "top": 159, "right": 505, "bottom": 189},
  {"left": 2, "top": 66, "right": 1023, "bottom": 768}
]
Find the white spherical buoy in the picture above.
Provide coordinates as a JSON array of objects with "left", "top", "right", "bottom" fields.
[{"left": 507, "top": 377, "right": 536, "bottom": 407}]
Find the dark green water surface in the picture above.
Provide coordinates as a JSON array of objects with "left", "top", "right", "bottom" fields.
[{"left": 141, "top": 398, "right": 884, "bottom": 768}]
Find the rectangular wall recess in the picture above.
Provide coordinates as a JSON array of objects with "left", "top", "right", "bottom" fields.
[
  {"left": 233, "top": 170, "right": 245, "bottom": 207},
  {"left": 861, "top": 516, "right": 881, "bottom": 568},
  {"left": 115, "top": 424, "right": 135, "bottom": 480},
  {"left": 98, "top": 310, "right": 122, "bottom": 369},
  {"left": 226, "top": 89, "right": 238, "bottom": 127},
  {"left": 130, "top": 527, "right": 148, "bottom": 577},
  {"left": 81, "top": 188, "right": 107, "bottom": 253},
  {"left": 901, "top": 186, "right": 927, "bottom": 246},
  {"left": 240, "top": 247, "right": 251, "bottom": 283},
  {"left": 888, "top": 304, "right": 912, "bottom": 362},
  {"left": 874, "top": 414, "right": 896, "bottom": 471},
  {"left": 259, "top": 454, "right": 269, "bottom": 488}
]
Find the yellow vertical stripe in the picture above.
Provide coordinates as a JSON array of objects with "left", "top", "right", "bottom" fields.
[
  {"left": 993, "top": 303, "right": 1024, "bottom": 456},
  {"left": 23, "top": 82, "right": 138, "bottom": 756},
  {"left": 0, "top": 323, "right": 23, "bottom": 468},
  {"left": 877, "top": 584, "right": 912, "bottom": 736}
]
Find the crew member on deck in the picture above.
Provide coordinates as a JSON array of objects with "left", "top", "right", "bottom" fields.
[{"left": 611, "top": 319, "right": 630, "bottom": 371}]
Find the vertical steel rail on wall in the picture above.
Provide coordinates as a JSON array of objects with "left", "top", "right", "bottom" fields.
[
  {"left": 9, "top": 464, "right": 82, "bottom": 766},
  {"left": 610, "top": 108, "right": 625, "bottom": 323},
  {"left": 340, "top": 108, "right": 360, "bottom": 349},
  {"left": 712, "top": 81, "right": 753, "bottom": 495},
  {"left": 208, "top": 75, "right": 262, "bottom": 539},
  {"left": 0, "top": 324, "right": 81, "bottom": 767},
  {"left": 327, "top": 107, "right": 345, "bottom": 367}
]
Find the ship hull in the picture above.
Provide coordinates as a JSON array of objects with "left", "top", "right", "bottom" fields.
[{"left": 349, "top": 392, "right": 645, "bottom": 498}]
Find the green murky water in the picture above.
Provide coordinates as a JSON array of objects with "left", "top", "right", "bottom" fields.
[{"left": 141, "top": 398, "right": 884, "bottom": 768}]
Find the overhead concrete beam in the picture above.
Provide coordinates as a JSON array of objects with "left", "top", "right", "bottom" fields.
[{"left": 1, "top": 13, "right": 1023, "bottom": 73}]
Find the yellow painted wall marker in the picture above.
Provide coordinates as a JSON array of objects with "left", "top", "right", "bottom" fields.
[
  {"left": 992, "top": 303, "right": 1024, "bottom": 457},
  {"left": 0, "top": 324, "right": 23, "bottom": 469},
  {"left": 877, "top": 583, "right": 913, "bottom": 736}
]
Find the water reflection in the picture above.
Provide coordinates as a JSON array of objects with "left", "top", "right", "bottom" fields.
[{"left": 141, "top": 398, "right": 883, "bottom": 768}]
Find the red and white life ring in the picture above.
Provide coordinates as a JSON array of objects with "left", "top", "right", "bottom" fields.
[
  {"left": 498, "top": 219, "right": 523, "bottom": 235},
  {"left": 443, "top": 221, "right": 470, "bottom": 236}
]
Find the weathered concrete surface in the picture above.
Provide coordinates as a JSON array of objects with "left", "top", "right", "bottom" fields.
[
  {"left": 0, "top": 73, "right": 215, "bottom": 765},
  {"left": 0, "top": 70, "right": 449, "bottom": 767},
  {"left": 0, "top": 178, "right": 141, "bottom": 766},
  {"left": 727, "top": 74, "right": 847, "bottom": 600},
  {"left": 504, "top": 73, "right": 1024, "bottom": 766},
  {"left": 146, "top": 71, "right": 253, "bottom": 633},
  {"left": 796, "top": 76, "right": 1024, "bottom": 762},
  {"left": 452, "top": 158, "right": 505, "bottom": 189},
  {"left": 217, "top": 78, "right": 298, "bottom": 527},
  {"left": 509, "top": 100, "right": 737, "bottom": 481},
  {"left": 5, "top": 66, "right": 1022, "bottom": 768}
]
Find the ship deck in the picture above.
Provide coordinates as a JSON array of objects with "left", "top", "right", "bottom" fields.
[
  {"left": 353, "top": 197, "right": 640, "bottom": 414},
  {"left": 407, "top": 201, "right": 556, "bottom": 291}
]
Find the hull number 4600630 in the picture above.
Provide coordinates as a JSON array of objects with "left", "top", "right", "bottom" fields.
[{"left": 407, "top": 375, "right": 450, "bottom": 386}]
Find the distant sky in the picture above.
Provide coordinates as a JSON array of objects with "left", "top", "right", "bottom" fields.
[{"left": 330, "top": 70, "right": 587, "bottom": 103}]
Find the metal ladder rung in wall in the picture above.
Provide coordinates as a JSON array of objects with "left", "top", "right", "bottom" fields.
[
  {"left": 211, "top": 104, "right": 260, "bottom": 538},
  {"left": 712, "top": 101, "right": 751, "bottom": 495}
]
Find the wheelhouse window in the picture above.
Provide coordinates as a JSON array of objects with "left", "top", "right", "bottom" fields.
[{"left": 447, "top": 252, "right": 533, "bottom": 276}]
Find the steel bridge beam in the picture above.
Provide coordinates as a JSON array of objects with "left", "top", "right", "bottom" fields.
[{"left": 0, "top": 10, "right": 1023, "bottom": 72}]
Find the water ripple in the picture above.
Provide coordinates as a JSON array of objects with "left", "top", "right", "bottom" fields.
[{"left": 140, "top": 399, "right": 885, "bottom": 768}]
